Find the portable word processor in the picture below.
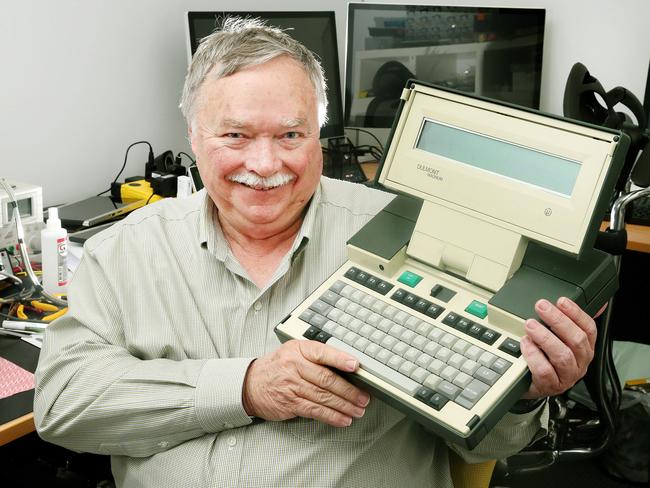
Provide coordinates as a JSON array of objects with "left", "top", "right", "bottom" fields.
[{"left": 275, "top": 81, "right": 629, "bottom": 449}]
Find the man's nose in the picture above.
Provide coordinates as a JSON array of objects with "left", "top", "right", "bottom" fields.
[{"left": 245, "top": 137, "right": 282, "bottom": 176}]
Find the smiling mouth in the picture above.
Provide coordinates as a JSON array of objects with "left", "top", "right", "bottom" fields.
[{"left": 228, "top": 172, "right": 296, "bottom": 191}]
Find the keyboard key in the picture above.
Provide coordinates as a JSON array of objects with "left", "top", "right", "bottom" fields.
[
  {"left": 398, "top": 271, "right": 423, "bottom": 288},
  {"left": 415, "top": 386, "right": 434, "bottom": 403},
  {"left": 428, "top": 392, "right": 449, "bottom": 410},
  {"left": 411, "top": 367, "right": 429, "bottom": 383},
  {"left": 391, "top": 288, "right": 407, "bottom": 302},
  {"left": 354, "top": 271, "right": 370, "bottom": 284},
  {"left": 423, "top": 341, "right": 440, "bottom": 357},
  {"left": 329, "top": 280, "right": 346, "bottom": 294},
  {"left": 369, "top": 329, "right": 386, "bottom": 343},
  {"left": 387, "top": 355, "right": 405, "bottom": 370},
  {"left": 382, "top": 305, "right": 399, "bottom": 320},
  {"left": 400, "top": 330, "right": 417, "bottom": 345},
  {"left": 415, "top": 353, "right": 434, "bottom": 369},
  {"left": 499, "top": 337, "right": 522, "bottom": 357},
  {"left": 425, "top": 303, "right": 444, "bottom": 319},
  {"left": 403, "top": 293, "right": 418, "bottom": 307},
  {"left": 423, "top": 374, "right": 442, "bottom": 391},
  {"left": 309, "top": 299, "right": 332, "bottom": 316},
  {"left": 344, "top": 267, "right": 359, "bottom": 280},
  {"left": 465, "top": 300, "right": 488, "bottom": 319},
  {"left": 456, "top": 379, "right": 490, "bottom": 409},
  {"left": 480, "top": 328, "right": 501, "bottom": 345},
  {"left": 354, "top": 336, "right": 370, "bottom": 351},
  {"left": 299, "top": 309, "right": 315, "bottom": 323},
  {"left": 437, "top": 381, "right": 461, "bottom": 400},
  {"left": 453, "top": 372, "right": 473, "bottom": 389},
  {"left": 404, "top": 316, "right": 421, "bottom": 331},
  {"left": 451, "top": 339, "right": 470, "bottom": 355},
  {"left": 366, "top": 312, "right": 382, "bottom": 328},
  {"left": 427, "top": 327, "right": 444, "bottom": 342},
  {"left": 448, "top": 353, "right": 466, "bottom": 370},
  {"left": 460, "top": 359, "right": 480, "bottom": 376},
  {"left": 347, "top": 318, "right": 364, "bottom": 333},
  {"left": 427, "top": 358, "right": 446, "bottom": 375},
  {"left": 465, "top": 345, "right": 482, "bottom": 361},
  {"left": 439, "top": 333, "right": 457, "bottom": 349},
  {"left": 303, "top": 326, "right": 320, "bottom": 340},
  {"left": 381, "top": 335, "right": 399, "bottom": 350},
  {"left": 309, "top": 314, "right": 328, "bottom": 328},
  {"left": 343, "top": 330, "right": 359, "bottom": 345},
  {"left": 365, "top": 276, "right": 381, "bottom": 290},
  {"left": 414, "top": 299, "right": 431, "bottom": 313},
  {"left": 393, "top": 310, "right": 410, "bottom": 326},
  {"left": 434, "top": 347, "right": 452, "bottom": 362},
  {"left": 475, "top": 366, "right": 500, "bottom": 386},
  {"left": 350, "top": 289, "right": 365, "bottom": 304},
  {"left": 478, "top": 351, "right": 497, "bottom": 368},
  {"left": 403, "top": 347, "right": 420, "bottom": 363},
  {"left": 455, "top": 318, "right": 473, "bottom": 333},
  {"left": 371, "top": 299, "right": 388, "bottom": 314},
  {"left": 491, "top": 357, "right": 512, "bottom": 375},
  {"left": 320, "top": 290, "right": 340, "bottom": 306},
  {"left": 442, "top": 312, "right": 459, "bottom": 327},
  {"left": 441, "top": 365, "right": 460, "bottom": 382},
  {"left": 392, "top": 341, "right": 409, "bottom": 356},
  {"left": 339, "top": 285, "right": 354, "bottom": 299},
  {"left": 376, "top": 317, "right": 394, "bottom": 333},
  {"left": 375, "top": 348, "right": 393, "bottom": 364},
  {"left": 376, "top": 281, "right": 393, "bottom": 295},
  {"left": 398, "top": 361, "right": 417, "bottom": 377},
  {"left": 361, "top": 295, "right": 376, "bottom": 310},
  {"left": 328, "top": 337, "right": 420, "bottom": 396},
  {"left": 322, "top": 321, "right": 338, "bottom": 334},
  {"left": 314, "top": 331, "right": 331, "bottom": 343},
  {"left": 468, "top": 323, "right": 485, "bottom": 338}
]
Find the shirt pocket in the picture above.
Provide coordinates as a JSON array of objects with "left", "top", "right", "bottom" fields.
[{"left": 285, "top": 400, "right": 401, "bottom": 444}]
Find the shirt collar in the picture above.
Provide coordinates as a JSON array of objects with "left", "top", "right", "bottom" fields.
[{"left": 197, "top": 181, "right": 323, "bottom": 262}]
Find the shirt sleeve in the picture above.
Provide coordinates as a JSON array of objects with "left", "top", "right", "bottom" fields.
[
  {"left": 447, "top": 401, "right": 549, "bottom": 463},
  {"left": 34, "top": 246, "right": 254, "bottom": 458}
]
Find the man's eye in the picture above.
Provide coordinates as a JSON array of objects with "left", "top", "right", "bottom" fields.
[
  {"left": 284, "top": 131, "right": 300, "bottom": 139},
  {"left": 225, "top": 133, "right": 243, "bottom": 139}
]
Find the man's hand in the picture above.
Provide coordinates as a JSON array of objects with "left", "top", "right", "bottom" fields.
[
  {"left": 242, "top": 340, "right": 370, "bottom": 427},
  {"left": 520, "top": 297, "right": 602, "bottom": 399}
]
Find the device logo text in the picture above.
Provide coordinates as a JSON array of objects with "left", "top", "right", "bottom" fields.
[{"left": 417, "top": 164, "right": 444, "bottom": 182}]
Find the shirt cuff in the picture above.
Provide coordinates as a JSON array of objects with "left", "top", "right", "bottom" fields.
[{"left": 194, "top": 357, "right": 255, "bottom": 433}]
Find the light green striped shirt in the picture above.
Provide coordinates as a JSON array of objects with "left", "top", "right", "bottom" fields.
[{"left": 35, "top": 176, "right": 546, "bottom": 487}]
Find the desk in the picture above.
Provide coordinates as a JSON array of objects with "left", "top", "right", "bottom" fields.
[{"left": 0, "top": 336, "right": 39, "bottom": 446}]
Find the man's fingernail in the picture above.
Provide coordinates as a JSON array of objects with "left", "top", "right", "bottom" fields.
[
  {"left": 526, "top": 319, "right": 539, "bottom": 330},
  {"left": 343, "top": 417, "right": 352, "bottom": 426},
  {"left": 358, "top": 393, "right": 370, "bottom": 407},
  {"left": 537, "top": 299, "right": 550, "bottom": 311},
  {"left": 345, "top": 359, "right": 358, "bottom": 371},
  {"left": 558, "top": 297, "right": 569, "bottom": 309}
]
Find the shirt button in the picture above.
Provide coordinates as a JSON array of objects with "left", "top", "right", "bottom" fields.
[
  {"left": 157, "top": 441, "right": 169, "bottom": 448},
  {"left": 223, "top": 422, "right": 233, "bottom": 429},
  {"left": 227, "top": 436, "right": 237, "bottom": 447},
  {"left": 254, "top": 302, "right": 262, "bottom": 312}
]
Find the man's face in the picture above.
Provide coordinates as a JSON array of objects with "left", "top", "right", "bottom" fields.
[{"left": 189, "top": 55, "right": 323, "bottom": 239}]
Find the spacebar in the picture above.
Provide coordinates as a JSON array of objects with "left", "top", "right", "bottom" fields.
[{"left": 328, "top": 337, "right": 421, "bottom": 396}]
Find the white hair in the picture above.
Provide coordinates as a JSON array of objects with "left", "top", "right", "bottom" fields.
[{"left": 180, "top": 16, "right": 328, "bottom": 128}]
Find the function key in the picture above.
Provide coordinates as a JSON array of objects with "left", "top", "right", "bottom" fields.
[
  {"left": 442, "top": 312, "right": 460, "bottom": 327},
  {"left": 391, "top": 288, "right": 408, "bottom": 303},
  {"left": 403, "top": 293, "right": 419, "bottom": 307},
  {"left": 354, "top": 270, "right": 371, "bottom": 285},
  {"left": 414, "top": 298, "right": 431, "bottom": 313},
  {"left": 499, "top": 337, "right": 521, "bottom": 357},
  {"left": 424, "top": 303, "right": 444, "bottom": 319},
  {"left": 365, "top": 275, "right": 381, "bottom": 290},
  {"left": 398, "top": 271, "right": 423, "bottom": 288},
  {"left": 468, "top": 323, "right": 485, "bottom": 339},
  {"left": 454, "top": 317, "right": 473, "bottom": 333},
  {"left": 314, "top": 330, "right": 332, "bottom": 343},
  {"left": 344, "top": 267, "right": 359, "bottom": 280},
  {"left": 480, "top": 328, "right": 501, "bottom": 345},
  {"left": 376, "top": 280, "right": 394, "bottom": 295},
  {"left": 428, "top": 392, "right": 449, "bottom": 411}
]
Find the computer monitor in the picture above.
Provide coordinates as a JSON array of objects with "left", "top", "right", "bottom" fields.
[
  {"left": 345, "top": 3, "right": 545, "bottom": 128},
  {"left": 186, "top": 11, "right": 345, "bottom": 139}
]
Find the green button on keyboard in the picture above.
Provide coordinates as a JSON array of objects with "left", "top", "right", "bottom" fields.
[
  {"left": 397, "top": 271, "right": 423, "bottom": 288},
  {"left": 465, "top": 300, "right": 488, "bottom": 319}
]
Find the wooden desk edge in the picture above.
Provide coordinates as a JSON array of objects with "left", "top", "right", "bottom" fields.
[{"left": 0, "top": 412, "right": 35, "bottom": 446}]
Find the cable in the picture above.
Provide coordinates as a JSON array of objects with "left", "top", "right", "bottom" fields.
[
  {"left": 0, "top": 270, "right": 22, "bottom": 287},
  {"left": 0, "top": 178, "right": 67, "bottom": 307},
  {"left": 97, "top": 141, "right": 154, "bottom": 196},
  {"left": 344, "top": 127, "right": 385, "bottom": 154},
  {"left": 176, "top": 151, "right": 196, "bottom": 166}
]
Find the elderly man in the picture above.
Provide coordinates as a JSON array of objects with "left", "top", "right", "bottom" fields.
[{"left": 35, "top": 18, "right": 598, "bottom": 487}]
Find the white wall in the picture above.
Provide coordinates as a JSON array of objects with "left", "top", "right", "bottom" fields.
[{"left": 2, "top": 0, "right": 648, "bottom": 207}]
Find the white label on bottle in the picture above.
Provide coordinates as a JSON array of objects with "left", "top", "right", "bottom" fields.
[{"left": 56, "top": 236, "right": 68, "bottom": 286}]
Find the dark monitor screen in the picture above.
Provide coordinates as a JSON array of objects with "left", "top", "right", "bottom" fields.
[
  {"left": 186, "top": 11, "right": 345, "bottom": 139},
  {"left": 345, "top": 3, "right": 545, "bottom": 128}
]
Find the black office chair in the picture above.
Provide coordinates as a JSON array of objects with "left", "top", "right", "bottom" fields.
[
  {"left": 497, "top": 62, "right": 650, "bottom": 477},
  {"left": 364, "top": 61, "right": 414, "bottom": 128}
]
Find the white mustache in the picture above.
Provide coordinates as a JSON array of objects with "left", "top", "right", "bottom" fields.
[{"left": 227, "top": 171, "right": 296, "bottom": 189}]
